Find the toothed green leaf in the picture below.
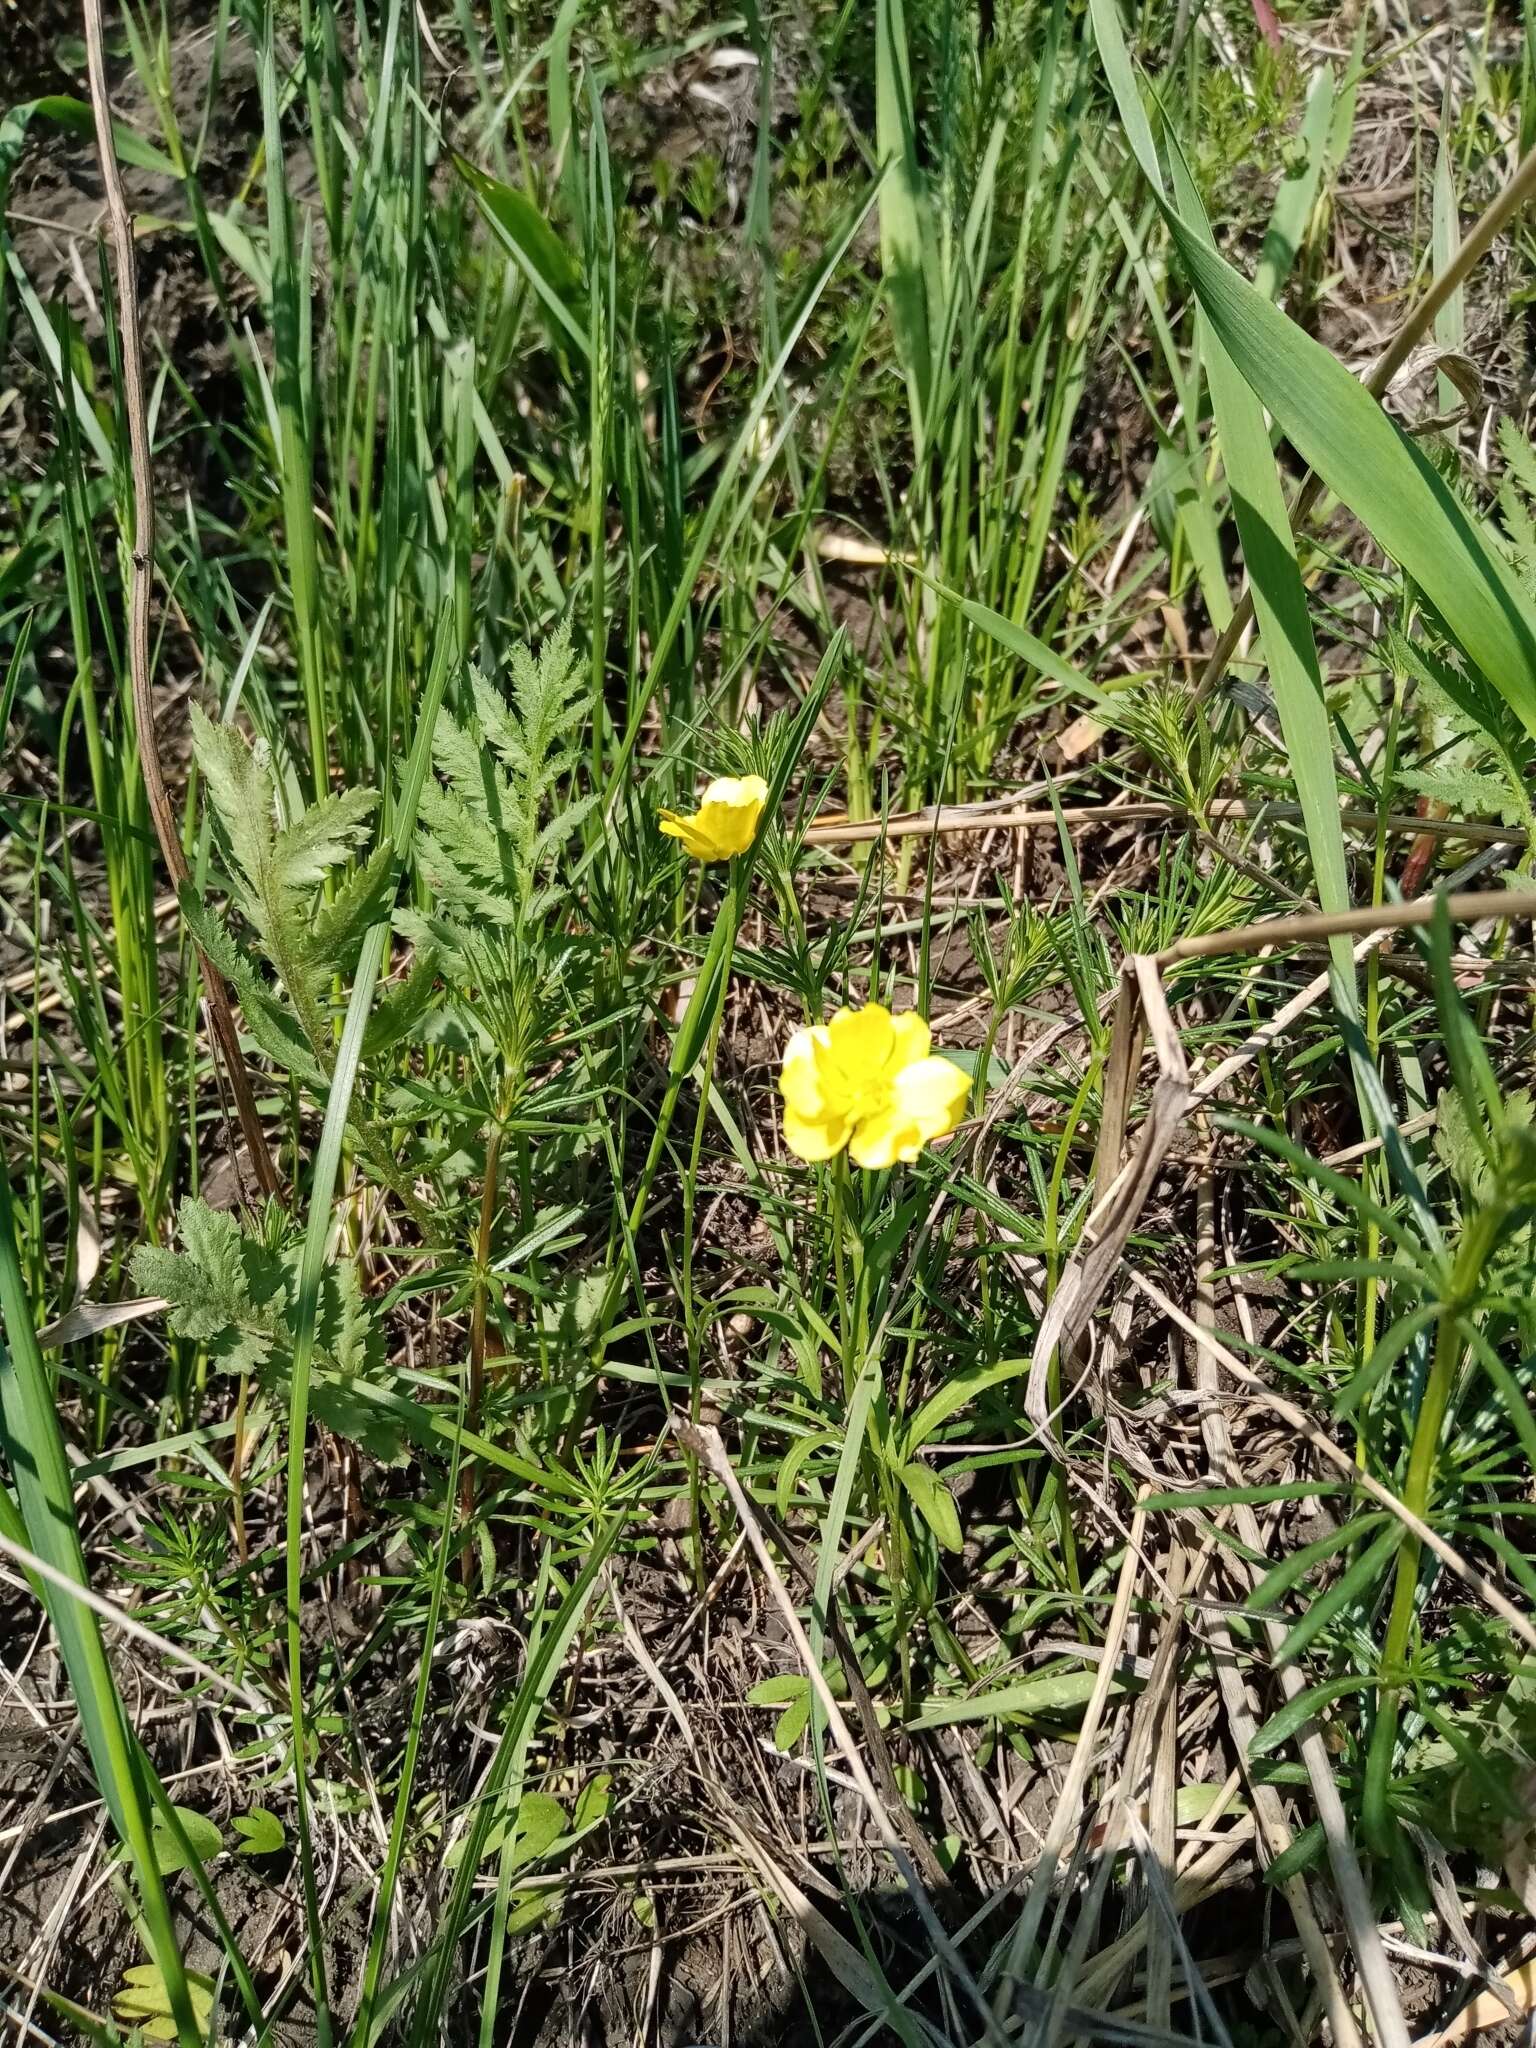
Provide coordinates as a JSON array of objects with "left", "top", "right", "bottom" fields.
[
  {"left": 190, "top": 704, "right": 273, "bottom": 906},
  {"left": 273, "top": 784, "right": 378, "bottom": 891}
]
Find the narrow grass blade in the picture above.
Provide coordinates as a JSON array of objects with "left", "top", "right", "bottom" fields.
[
  {"left": 401, "top": 1523, "right": 621, "bottom": 2046},
  {"left": 0, "top": 1184, "right": 200, "bottom": 2045},
  {"left": 610, "top": 175, "right": 884, "bottom": 784},
  {"left": 452, "top": 150, "right": 587, "bottom": 357},
  {"left": 1255, "top": 65, "right": 1335, "bottom": 301},
  {"left": 1432, "top": 98, "right": 1465, "bottom": 418},
  {"left": 259, "top": 12, "right": 327, "bottom": 797},
  {"left": 348, "top": 1366, "right": 470, "bottom": 2047},
  {"left": 915, "top": 573, "right": 1108, "bottom": 704},
  {"left": 874, "top": 0, "right": 937, "bottom": 445},
  {"left": 1271, "top": 1522, "right": 1405, "bottom": 1669}
]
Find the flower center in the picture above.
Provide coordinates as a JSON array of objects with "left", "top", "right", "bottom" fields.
[{"left": 828, "top": 1064, "right": 894, "bottom": 1128}]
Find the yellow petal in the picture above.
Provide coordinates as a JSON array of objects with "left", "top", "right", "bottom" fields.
[
  {"left": 822, "top": 1003, "right": 896, "bottom": 1089},
  {"left": 659, "top": 774, "right": 767, "bottom": 861},
  {"left": 694, "top": 777, "right": 767, "bottom": 857},
  {"left": 846, "top": 1106, "right": 911, "bottom": 1170},
  {"left": 780, "top": 1025, "right": 830, "bottom": 1118},
  {"left": 783, "top": 1104, "right": 851, "bottom": 1162},
  {"left": 699, "top": 774, "right": 768, "bottom": 811},
  {"left": 658, "top": 809, "right": 709, "bottom": 857},
  {"left": 887, "top": 1011, "right": 931, "bottom": 1069},
  {"left": 892, "top": 1055, "right": 970, "bottom": 1138},
  {"left": 847, "top": 1056, "right": 969, "bottom": 1169}
]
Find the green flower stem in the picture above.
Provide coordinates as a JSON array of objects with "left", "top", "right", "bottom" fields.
[
  {"left": 830, "top": 1153, "right": 851, "bottom": 1401},
  {"left": 460, "top": 1112, "right": 509, "bottom": 1571},
  {"left": 826, "top": 1150, "right": 873, "bottom": 1403},
  {"left": 681, "top": 988, "right": 734, "bottom": 1589},
  {"left": 565, "top": 858, "right": 751, "bottom": 1455},
  {"left": 1364, "top": 1205, "right": 1498, "bottom": 1847}
]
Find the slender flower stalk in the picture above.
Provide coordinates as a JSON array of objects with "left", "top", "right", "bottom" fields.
[
  {"left": 1364, "top": 1203, "right": 1500, "bottom": 1846},
  {"left": 565, "top": 777, "right": 766, "bottom": 1451}
]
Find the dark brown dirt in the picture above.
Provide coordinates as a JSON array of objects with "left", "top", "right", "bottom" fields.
[{"left": 2, "top": 0, "right": 81, "bottom": 103}]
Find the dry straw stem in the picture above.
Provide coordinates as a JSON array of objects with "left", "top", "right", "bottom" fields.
[
  {"left": 1030, "top": 887, "right": 1536, "bottom": 1639},
  {"left": 82, "top": 0, "right": 279, "bottom": 1198},
  {"left": 1055, "top": 1547, "right": 1203, "bottom": 2045},
  {"left": 1157, "top": 886, "right": 1536, "bottom": 967},
  {"left": 1026, "top": 958, "right": 1189, "bottom": 1432},
  {"left": 1026, "top": 884, "right": 1536, "bottom": 1628},
  {"left": 1017, "top": 885, "right": 1536, "bottom": 1639},
  {"left": 1133, "top": 1267, "right": 1536, "bottom": 1660},
  {"left": 681, "top": 1423, "right": 1199, "bottom": 2048},
  {"left": 726, "top": 1484, "right": 952, "bottom": 1894},
  {"left": 1189, "top": 139, "right": 1536, "bottom": 705},
  {"left": 0, "top": 1524, "right": 274, "bottom": 1716},
  {"left": 1187, "top": 1170, "right": 1365, "bottom": 2048},
  {"left": 677, "top": 1418, "right": 1013, "bottom": 2048},
  {"left": 612, "top": 1564, "right": 909, "bottom": 2037},
  {"left": 803, "top": 799, "right": 1529, "bottom": 851},
  {"left": 1176, "top": 1235, "right": 1409, "bottom": 2048},
  {"left": 988, "top": 1493, "right": 1150, "bottom": 2026},
  {"left": 1423, "top": 1954, "right": 1536, "bottom": 2045}
]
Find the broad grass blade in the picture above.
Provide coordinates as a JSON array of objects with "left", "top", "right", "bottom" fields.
[
  {"left": 1090, "top": 0, "right": 1536, "bottom": 742},
  {"left": 1169, "top": 224, "right": 1536, "bottom": 738},
  {"left": 1166, "top": 142, "right": 1357, "bottom": 1010}
]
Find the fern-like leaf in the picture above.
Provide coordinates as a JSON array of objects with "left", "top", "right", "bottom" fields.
[
  {"left": 132, "top": 1198, "right": 284, "bottom": 1374},
  {"left": 416, "top": 625, "right": 587, "bottom": 938},
  {"left": 364, "top": 949, "right": 441, "bottom": 1058},
  {"left": 190, "top": 710, "right": 382, "bottom": 1061},
  {"left": 189, "top": 708, "right": 275, "bottom": 917},
  {"left": 272, "top": 786, "right": 377, "bottom": 891}
]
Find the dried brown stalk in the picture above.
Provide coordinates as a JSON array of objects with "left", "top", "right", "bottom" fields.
[
  {"left": 1134, "top": 1272, "right": 1536, "bottom": 1661},
  {"left": 803, "top": 797, "right": 1529, "bottom": 851},
  {"left": 1158, "top": 885, "right": 1536, "bottom": 967},
  {"left": 677, "top": 1420, "right": 1013, "bottom": 2048},
  {"left": 83, "top": 0, "right": 278, "bottom": 1199}
]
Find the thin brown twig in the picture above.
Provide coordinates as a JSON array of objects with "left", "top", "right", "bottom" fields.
[
  {"left": 803, "top": 797, "right": 1528, "bottom": 850},
  {"left": 990, "top": 1493, "right": 1150, "bottom": 2025},
  {"left": 717, "top": 1484, "right": 953, "bottom": 1896},
  {"left": 676, "top": 1420, "right": 1014, "bottom": 2048},
  {"left": 1131, "top": 1270, "right": 1536, "bottom": 1659},
  {"left": 1177, "top": 1236, "right": 1411, "bottom": 2047},
  {"left": 1189, "top": 1164, "right": 1365, "bottom": 2048},
  {"left": 1158, "top": 886, "right": 1536, "bottom": 968},
  {"left": 686, "top": 1423, "right": 1214, "bottom": 2048},
  {"left": 82, "top": 1, "right": 279, "bottom": 1199}
]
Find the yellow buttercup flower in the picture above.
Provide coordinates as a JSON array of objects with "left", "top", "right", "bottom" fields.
[
  {"left": 659, "top": 774, "right": 768, "bottom": 861},
  {"left": 779, "top": 1003, "right": 970, "bottom": 1169}
]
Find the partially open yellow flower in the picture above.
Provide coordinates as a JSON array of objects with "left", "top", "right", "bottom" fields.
[
  {"left": 779, "top": 1003, "right": 970, "bottom": 1169},
  {"left": 659, "top": 774, "right": 768, "bottom": 861}
]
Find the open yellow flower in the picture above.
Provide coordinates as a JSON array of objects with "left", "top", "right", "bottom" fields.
[
  {"left": 659, "top": 774, "right": 768, "bottom": 861},
  {"left": 779, "top": 1003, "right": 970, "bottom": 1169}
]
